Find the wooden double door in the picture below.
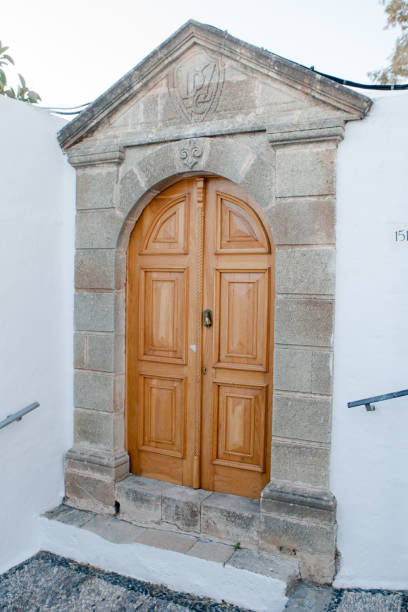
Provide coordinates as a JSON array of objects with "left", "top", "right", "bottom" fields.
[{"left": 126, "top": 177, "right": 274, "bottom": 498}]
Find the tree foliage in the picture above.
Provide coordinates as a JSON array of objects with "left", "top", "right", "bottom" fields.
[
  {"left": 0, "top": 41, "right": 41, "bottom": 103},
  {"left": 369, "top": 1, "right": 408, "bottom": 84}
]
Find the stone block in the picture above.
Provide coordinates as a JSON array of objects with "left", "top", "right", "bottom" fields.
[
  {"left": 276, "top": 248, "right": 335, "bottom": 295},
  {"left": 274, "top": 348, "right": 332, "bottom": 395},
  {"left": 272, "top": 395, "right": 331, "bottom": 443},
  {"left": 275, "top": 297, "right": 334, "bottom": 347},
  {"left": 74, "top": 371, "right": 114, "bottom": 412},
  {"left": 114, "top": 334, "right": 125, "bottom": 374},
  {"left": 86, "top": 333, "right": 115, "bottom": 372},
  {"left": 226, "top": 549, "right": 299, "bottom": 587},
  {"left": 312, "top": 351, "right": 332, "bottom": 395},
  {"left": 137, "top": 144, "right": 180, "bottom": 192},
  {"left": 65, "top": 470, "right": 116, "bottom": 514},
  {"left": 217, "top": 76, "right": 257, "bottom": 114},
  {"left": 137, "top": 528, "right": 197, "bottom": 553},
  {"left": 43, "top": 504, "right": 73, "bottom": 520},
  {"left": 113, "top": 374, "right": 125, "bottom": 412},
  {"left": 266, "top": 198, "right": 335, "bottom": 245},
  {"left": 75, "top": 249, "right": 116, "bottom": 290},
  {"left": 274, "top": 347, "right": 312, "bottom": 393},
  {"left": 240, "top": 156, "right": 274, "bottom": 210},
  {"left": 74, "top": 333, "right": 86, "bottom": 369},
  {"left": 297, "top": 551, "right": 336, "bottom": 584},
  {"left": 115, "top": 250, "right": 127, "bottom": 290},
  {"left": 84, "top": 514, "right": 145, "bottom": 543},
  {"left": 187, "top": 540, "right": 234, "bottom": 563},
  {"left": 65, "top": 446, "right": 129, "bottom": 481},
  {"left": 162, "top": 486, "right": 211, "bottom": 532},
  {"left": 284, "top": 581, "right": 333, "bottom": 610},
  {"left": 76, "top": 167, "right": 116, "bottom": 210},
  {"left": 261, "top": 479, "right": 336, "bottom": 525},
  {"left": 49, "top": 506, "right": 94, "bottom": 528},
  {"left": 270, "top": 440, "right": 330, "bottom": 487},
  {"left": 276, "top": 145, "right": 336, "bottom": 198},
  {"left": 118, "top": 169, "right": 147, "bottom": 216},
  {"left": 75, "top": 291, "right": 115, "bottom": 332},
  {"left": 201, "top": 492, "right": 259, "bottom": 547},
  {"left": 115, "top": 290, "right": 126, "bottom": 335},
  {"left": 76, "top": 209, "right": 124, "bottom": 249},
  {"left": 113, "top": 409, "right": 125, "bottom": 451},
  {"left": 204, "top": 136, "right": 253, "bottom": 185},
  {"left": 116, "top": 475, "right": 168, "bottom": 525},
  {"left": 44, "top": 505, "right": 94, "bottom": 528},
  {"left": 74, "top": 408, "right": 114, "bottom": 449},
  {"left": 259, "top": 513, "right": 336, "bottom": 557}
]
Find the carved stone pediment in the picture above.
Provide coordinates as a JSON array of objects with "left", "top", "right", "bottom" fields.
[{"left": 58, "top": 20, "right": 371, "bottom": 150}]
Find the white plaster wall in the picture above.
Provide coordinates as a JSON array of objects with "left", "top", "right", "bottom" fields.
[
  {"left": 0, "top": 96, "right": 75, "bottom": 573},
  {"left": 333, "top": 92, "right": 408, "bottom": 589}
]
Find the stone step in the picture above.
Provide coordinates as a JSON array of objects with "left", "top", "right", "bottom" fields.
[
  {"left": 116, "top": 474, "right": 261, "bottom": 548},
  {"left": 41, "top": 504, "right": 300, "bottom": 611}
]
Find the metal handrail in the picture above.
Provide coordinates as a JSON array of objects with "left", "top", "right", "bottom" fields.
[
  {"left": 348, "top": 389, "right": 408, "bottom": 412},
  {"left": 0, "top": 402, "right": 40, "bottom": 430}
]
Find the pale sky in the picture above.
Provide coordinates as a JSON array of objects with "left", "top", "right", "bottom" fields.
[{"left": 2, "top": 0, "right": 399, "bottom": 108}]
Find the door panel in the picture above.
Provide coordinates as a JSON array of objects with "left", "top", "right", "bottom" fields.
[
  {"left": 201, "top": 178, "right": 274, "bottom": 498},
  {"left": 142, "top": 197, "right": 188, "bottom": 254},
  {"left": 216, "top": 269, "right": 269, "bottom": 369},
  {"left": 127, "top": 179, "right": 202, "bottom": 487},
  {"left": 217, "top": 194, "right": 269, "bottom": 253},
  {"left": 139, "top": 375, "right": 185, "bottom": 457},
  {"left": 127, "top": 177, "right": 274, "bottom": 497},
  {"left": 213, "top": 382, "right": 266, "bottom": 471},
  {"left": 139, "top": 269, "right": 187, "bottom": 363}
]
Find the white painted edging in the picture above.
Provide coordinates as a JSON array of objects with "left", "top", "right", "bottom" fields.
[{"left": 38, "top": 517, "right": 287, "bottom": 612}]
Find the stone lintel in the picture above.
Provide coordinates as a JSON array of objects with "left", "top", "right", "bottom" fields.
[
  {"left": 267, "top": 118, "right": 345, "bottom": 146},
  {"left": 68, "top": 146, "right": 125, "bottom": 167}
]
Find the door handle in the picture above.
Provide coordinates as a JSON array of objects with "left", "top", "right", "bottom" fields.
[{"left": 203, "top": 309, "right": 212, "bottom": 328}]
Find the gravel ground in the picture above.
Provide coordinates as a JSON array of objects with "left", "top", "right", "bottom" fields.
[
  {"left": 0, "top": 552, "right": 247, "bottom": 611},
  {"left": 1, "top": 551, "right": 408, "bottom": 611}
]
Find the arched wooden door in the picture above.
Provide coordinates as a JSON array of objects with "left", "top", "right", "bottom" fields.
[{"left": 127, "top": 177, "right": 274, "bottom": 498}]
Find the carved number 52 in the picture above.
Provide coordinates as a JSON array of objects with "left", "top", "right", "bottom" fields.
[{"left": 395, "top": 230, "right": 408, "bottom": 242}]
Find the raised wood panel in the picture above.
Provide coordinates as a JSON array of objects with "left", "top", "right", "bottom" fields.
[
  {"left": 216, "top": 270, "right": 268, "bottom": 370},
  {"left": 213, "top": 383, "right": 266, "bottom": 472},
  {"left": 217, "top": 194, "right": 269, "bottom": 253},
  {"left": 141, "top": 197, "right": 189, "bottom": 254},
  {"left": 138, "top": 375, "right": 185, "bottom": 457},
  {"left": 139, "top": 269, "right": 187, "bottom": 363}
]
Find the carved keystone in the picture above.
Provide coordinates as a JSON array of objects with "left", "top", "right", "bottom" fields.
[{"left": 179, "top": 139, "right": 203, "bottom": 169}]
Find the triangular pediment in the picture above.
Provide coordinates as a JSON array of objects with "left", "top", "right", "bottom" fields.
[{"left": 59, "top": 20, "right": 372, "bottom": 149}]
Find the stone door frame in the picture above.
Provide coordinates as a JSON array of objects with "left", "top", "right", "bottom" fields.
[{"left": 67, "top": 126, "right": 342, "bottom": 581}]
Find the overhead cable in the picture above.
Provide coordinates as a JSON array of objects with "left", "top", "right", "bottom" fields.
[
  {"left": 38, "top": 67, "right": 408, "bottom": 116},
  {"left": 309, "top": 68, "right": 408, "bottom": 90}
]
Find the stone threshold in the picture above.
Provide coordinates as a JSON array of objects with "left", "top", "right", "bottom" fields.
[
  {"left": 42, "top": 503, "right": 300, "bottom": 611},
  {"left": 115, "top": 475, "right": 265, "bottom": 549}
]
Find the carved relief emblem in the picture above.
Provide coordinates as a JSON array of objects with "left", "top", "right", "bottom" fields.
[
  {"left": 179, "top": 139, "right": 203, "bottom": 169},
  {"left": 169, "top": 50, "right": 225, "bottom": 122}
]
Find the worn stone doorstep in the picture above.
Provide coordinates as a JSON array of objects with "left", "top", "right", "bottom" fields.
[{"left": 40, "top": 503, "right": 300, "bottom": 612}]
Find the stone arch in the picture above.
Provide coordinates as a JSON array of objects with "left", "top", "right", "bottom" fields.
[{"left": 116, "top": 137, "right": 275, "bottom": 253}]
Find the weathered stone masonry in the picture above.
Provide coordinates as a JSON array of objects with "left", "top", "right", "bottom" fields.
[{"left": 58, "top": 20, "right": 372, "bottom": 583}]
